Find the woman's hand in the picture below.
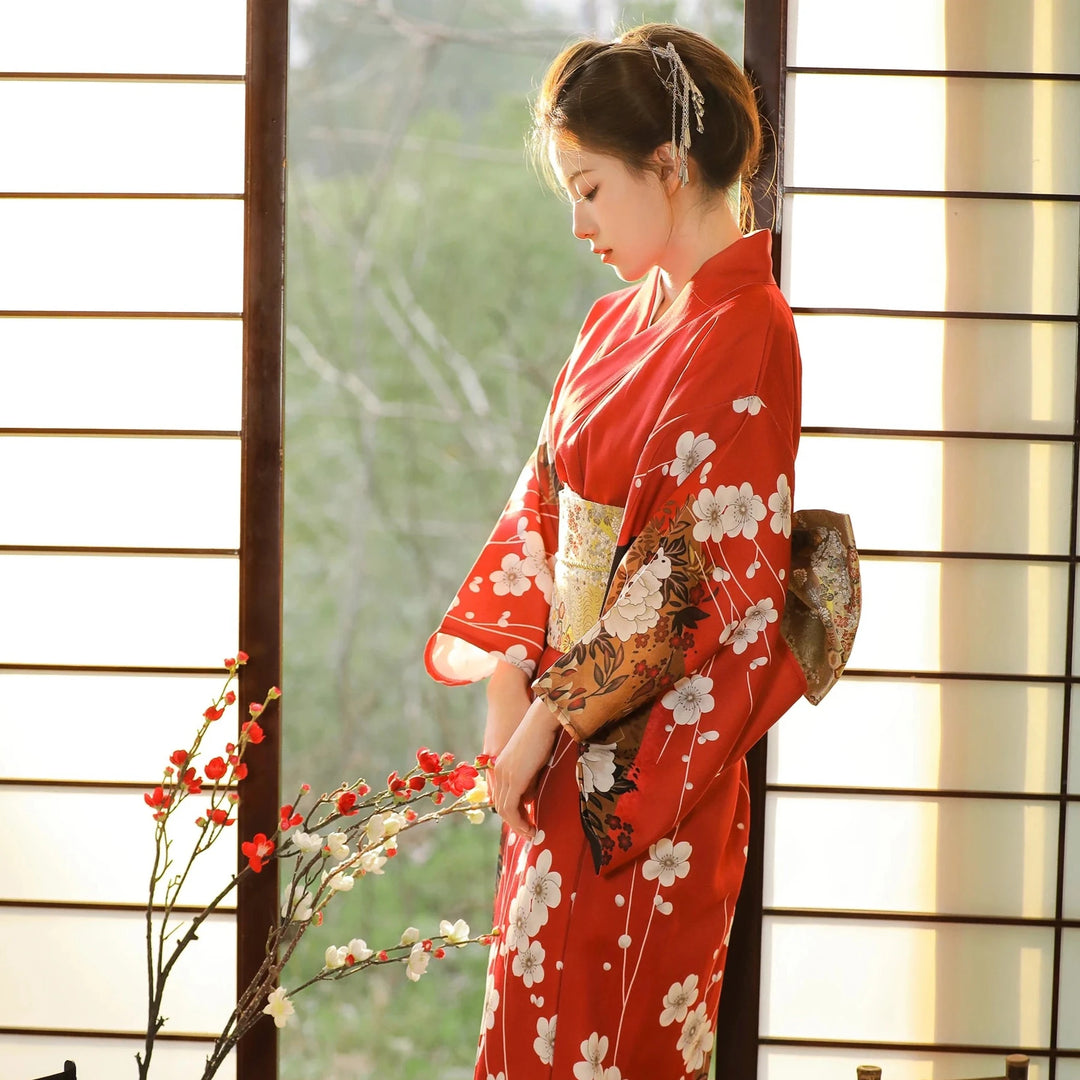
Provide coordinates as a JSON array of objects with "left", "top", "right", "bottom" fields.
[{"left": 490, "top": 698, "right": 563, "bottom": 840}]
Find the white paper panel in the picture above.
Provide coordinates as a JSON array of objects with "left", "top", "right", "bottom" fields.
[
  {"left": 0, "top": 672, "right": 232, "bottom": 783},
  {"left": 0, "top": 0, "right": 246, "bottom": 74},
  {"left": 0, "top": 436, "right": 241, "bottom": 548},
  {"left": 760, "top": 1047, "right": 1049, "bottom": 1080},
  {"left": 0, "top": 318, "right": 243, "bottom": 430},
  {"left": 770, "top": 679, "right": 1063, "bottom": 794},
  {"left": 852, "top": 558, "right": 1068, "bottom": 677},
  {"left": 787, "top": 76, "right": 1080, "bottom": 195},
  {"left": 765, "top": 793, "right": 1058, "bottom": 918},
  {"left": 1071, "top": 690, "right": 1080, "bottom": 796},
  {"left": 0, "top": 787, "right": 237, "bottom": 907},
  {"left": 762, "top": 917, "right": 1053, "bottom": 1046},
  {"left": 0, "top": 908, "right": 234, "bottom": 1033},
  {"left": 797, "top": 316, "right": 1077, "bottom": 435},
  {"left": 1058, "top": 1060, "right": 1080, "bottom": 1080},
  {"left": 788, "top": 0, "right": 1080, "bottom": 74},
  {"left": 0, "top": 82, "right": 245, "bottom": 193},
  {"left": 797, "top": 435, "right": 1071, "bottom": 555},
  {"left": 1066, "top": 804, "right": 1080, "bottom": 920},
  {"left": 0, "top": 554, "right": 238, "bottom": 667},
  {"left": 0, "top": 1036, "right": 234, "bottom": 1080},
  {"left": 783, "top": 196, "right": 1080, "bottom": 317},
  {"left": 1060, "top": 931, "right": 1080, "bottom": 1048},
  {"left": 0, "top": 200, "right": 244, "bottom": 312}
]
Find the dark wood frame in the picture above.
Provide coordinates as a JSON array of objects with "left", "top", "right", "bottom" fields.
[{"left": 236, "top": 1, "right": 288, "bottom": 1078}]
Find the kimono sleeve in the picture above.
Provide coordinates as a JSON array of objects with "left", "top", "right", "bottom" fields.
[
  {"left": 425, "top": 425, "right": 560, "bottom": 687},
  {"left": 532, "top": 308, "right": 808, "bottom": 874}
]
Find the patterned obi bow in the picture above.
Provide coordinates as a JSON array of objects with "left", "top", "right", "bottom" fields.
[{"left": 781, "top": 509, "right": 861, "bottom": 704}]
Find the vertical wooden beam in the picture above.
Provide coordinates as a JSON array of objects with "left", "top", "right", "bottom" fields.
[
  {"left": 712, "top": 4, "right": 787, "bottom": 1078},
  {"left": 237, "top": 2, "right": 288, "bottom": 1078}
]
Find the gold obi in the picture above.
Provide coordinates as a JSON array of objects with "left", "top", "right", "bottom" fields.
[{"left": 547, "top": 487, "right": 625, "bottom": 653}]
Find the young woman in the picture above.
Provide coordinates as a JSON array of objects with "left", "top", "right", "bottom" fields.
[{"left": 427, "top": 24, "right": 808, "bottom": 1080}]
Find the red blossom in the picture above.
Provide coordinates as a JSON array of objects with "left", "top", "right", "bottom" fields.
[
  {"left": 225, "top": 691, "right": 236, "bottom": 705},
  {"left": 475, "top": 753, "right": 493, "bottom": 768},
  {"left": 248, "top": 702, "right": 264, "bottom": 716},
  {"left": 407, "top": 775, "right": 425, "bottom": 792},
  {"left": 416, "top": 747, "right": 441, "bottom": 774},
  {"left": 204, "top": 757, "right": 227, "bottom": 781},
  {"left": 231, "top": 762, "right": 249, "bottom": 781},
  {"left": 356, "top": 783, "right": 370, "bottom": 797},
  {"left": 422, "top": 939, "right": 433, "bottom": 952},
  {"left": 279, "top": 804, "right": 303, "bottom": 830},
  {"left": 432, "top": 791, "right": 445, "bottom": 805},
  {"left": 336, "top": 791, "right": 359, "bottom": 816},
  {"left": 182, "top": 768, "right": 203, "bottom": 795},
  {"left": 207, "top": 807, "right": 234, "bottom": 826},
  {"left": 300, "top": 783, "right": 311, "bottom": 794},
  {"left": 241, "top": 832, "right": 275, "bottom": 872},
  {"left": 144, "top": 786, "right": 172, "bottom": 810},
  {"left": 434, "top": 947, "right": 446, "bottom": 959},
  {"left": 224, "top": 657, "right": 236, "bottom": 669},
  {"left": 236, "top": 650, "right": 249, "bottom": 663},
  {"left": 268, "top": 686, "right": 282, "bottom": 699},
  {"left": 378, "top": 950, "right": 388, "bottom": 962},
  {"left": 204, "top": 705, "right": 224, "bottom": 722},
  {"left": 242, "top": 720, "right": 264, "bottom": 744},
  {"left": 405, "top": 809, "right": 417, "bottom": 822},
  {"left": 228, "top": 753, "right": 239, "bottom": 766},
  {"left": 169, "top": 749, "right": 188, "bottom": 767},
  {"left": 436, "top": 762, "right": 479, "bottom": 796}
]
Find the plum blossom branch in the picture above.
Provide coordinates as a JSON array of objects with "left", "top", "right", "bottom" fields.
[{"left": 136, "top": 653, "right": 494, "bottom": 1080}]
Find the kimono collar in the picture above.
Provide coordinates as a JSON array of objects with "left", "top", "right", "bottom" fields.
[{"left": 642, "top": 229, "right": 777, "bottom": 328}]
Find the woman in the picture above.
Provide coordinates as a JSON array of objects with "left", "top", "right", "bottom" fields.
[{"left": 426, "top": 24, "right": 808, "bottom": 1079}]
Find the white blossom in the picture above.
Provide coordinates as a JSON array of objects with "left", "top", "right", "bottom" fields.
[
  {"left": 405, "top": 942, "right": 430, "bottom": 982},
  {"left": 490, "top": 553, "right": 531, "bottom": 596},
  {"left": 659, "top": 973, "right": 700, "bottom": 1026},
  {"left": 691, "top": 487, "right": 727, "bottom": 544},
  {"left": 720, "top": 481, "right": 766, "bottom": 540},
  {"left": 323, "top": 831, "right": 349, "bottom": 862},
  {"left": 573, "top": 1032, "right": 610, "bottom": 1080},
  {"left": 661, "top": 675, "right": 715, "bottom": 726},
  {"left": 324, "top": 945, "right": 348, "bottom": 970},
  {"left": 642, "top": 837, "right": 693, "bottom": 888},
  {"left": 263, "top": 986, "right": 294, "bottom": 1029},
  {"left": 602, "top": 549, "right": 672, "bottom": 641},
  {"left": 289, "top": 830, "right": 322, "bottom": 854},
  {"left": 440, "top": 918, "right": 471, "bottom": 947},
  {"left": 677, "top": 1001, "right": 715, "bottom": 1072},
  {"left": 743, "top": 597, "right": 778, "bottom": 633},
  {"left": 347, "top": 938, "right": 373, "bottom": 962},
  {"left": 732, "top": 394, "right": 763, "bottom": 415},
  {"left": 534, "top": 1015, "right": 557, "bottom": 1065},
  {"left": 513, "top": 939, "right": 546, "bottom": 987},
  {"left": 670, "top": 431, "right": 717, "bottom": 485},
  {"left": 578, "top": 742, "right": 618, "bottom": 795},
  {"left": 768, "top": 473, "right": 792, "bottom": 538}
]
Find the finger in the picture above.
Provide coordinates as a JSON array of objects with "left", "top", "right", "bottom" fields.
[{"left": 501, "top": 794, "right": 535, "bottom": 840}]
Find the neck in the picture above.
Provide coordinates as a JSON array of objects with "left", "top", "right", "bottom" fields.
[{"left": 656, "top": 193, "right": 743, "bottom": 307}]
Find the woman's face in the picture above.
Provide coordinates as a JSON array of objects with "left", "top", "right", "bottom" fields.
[{"left": 550, "top": 141, "right": 674, "bottom": 283}]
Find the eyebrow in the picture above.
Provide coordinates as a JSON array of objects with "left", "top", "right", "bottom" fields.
[{"left": 564, "top": 169, "right": 593, "bottom": 191}]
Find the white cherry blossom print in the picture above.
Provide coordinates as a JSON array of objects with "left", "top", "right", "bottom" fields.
[
  {"left": 506, "top": 892, "right": 532, "bottom": 953},
  {"left": 512, "top": 939, "right": 546, "bottom": 987},
  {"left": 769, "top": 473, "right": 792, "bottom": 538},
  {"left": 482, "top": 973, "right": 500, "bottom": 1031},
  {"left": 524, "top": 848, "right": 563, "bottom": 932},
  {"left": 732, "top": 394, "right": 763, "bottom": 415},
  {"left": 742, "top": 597, "right": 778, "bottom": 633},
  {"left": 661, "top": 675, "right": 716, "bottom": 726},
  {"left": 578, "top": 741, "right": 618, "bottom": 795},
  {"left": 728, "top": 620, "right": 760, "bottom": 655},
  {"left": 602, "top": 549, "right": 672, "bottom": 641},
  {"left": 534, "top": 1014, "right": 557, "bottom": 1066},
  {"left": 489, "top": 552, "right": 532, "bottom": 596},
  {"left": 497, "top": 642, "right": 536, "bottom": 678},
  {"left": 521, "top": 529, "right": 555, "bottom": 601},
  {"left": 677, "top": 1001, "right": 715, "bottom": 1072},
  {"left": 721, "top": 482, "right": 767, "bottom": 540},
  {"left": 573, "top": 1032, "right": 611, "bottom": 1080},
  {"left": 642, "top": 837, "right": 693, "bottom": 887},
  {"left": 670, "top": 431, "right": 717, "bottom": 486},
  {"left": 690, "top": 488, "right": 727, "bottom": 544},
  {"left": 659, "top": 973, "right": 700, "bottom": 1027}
]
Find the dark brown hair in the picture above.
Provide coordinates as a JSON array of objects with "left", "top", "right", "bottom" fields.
[{"left": 531, "top": 24, "right": 761, "bottom": 225}]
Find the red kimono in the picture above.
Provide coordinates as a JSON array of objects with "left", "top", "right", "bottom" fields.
[{"left": 427, "top": 230, "right": 807, "bottom": 1080}]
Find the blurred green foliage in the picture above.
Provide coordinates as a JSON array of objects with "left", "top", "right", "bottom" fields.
[{"left": 281, "top": 1, "right": 741, "bottom": 1075}]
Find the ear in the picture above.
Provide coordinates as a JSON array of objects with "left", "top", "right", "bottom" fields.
[{"left": 651, "top": 141, "right": 684, "bottom": 194}]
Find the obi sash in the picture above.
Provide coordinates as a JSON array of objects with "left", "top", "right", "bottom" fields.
[{"left": 546, "top": 488, "right": 624, "bottom": 653}]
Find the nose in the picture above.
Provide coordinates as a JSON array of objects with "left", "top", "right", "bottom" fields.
[{"left": 571, "top": 199, "right": 593, "bottom": 240}]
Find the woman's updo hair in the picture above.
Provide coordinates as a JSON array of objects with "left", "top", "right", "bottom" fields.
[{"left": 531, "top": 23, "right": 761, "bottom": 225}]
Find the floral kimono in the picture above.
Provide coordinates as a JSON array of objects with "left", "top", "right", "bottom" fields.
[{"left": 427, "top": 230, "right": 808, "bottom": 1080}]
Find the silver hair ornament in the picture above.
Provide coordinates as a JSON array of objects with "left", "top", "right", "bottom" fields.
[{"left": 650, "top": 41, "right": 705, "bottom": 186}]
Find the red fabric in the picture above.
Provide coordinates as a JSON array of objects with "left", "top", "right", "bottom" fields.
[{"left": 427, "top": 231, "right": 807, "bottom": 1079}]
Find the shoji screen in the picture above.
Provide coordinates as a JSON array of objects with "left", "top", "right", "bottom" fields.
[
  {"left": 751, "top": 2, "right": 1080, "bottom": 1080},
  {"left": 0, "top": 3, "right": 285, "bottom": 1078}
]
